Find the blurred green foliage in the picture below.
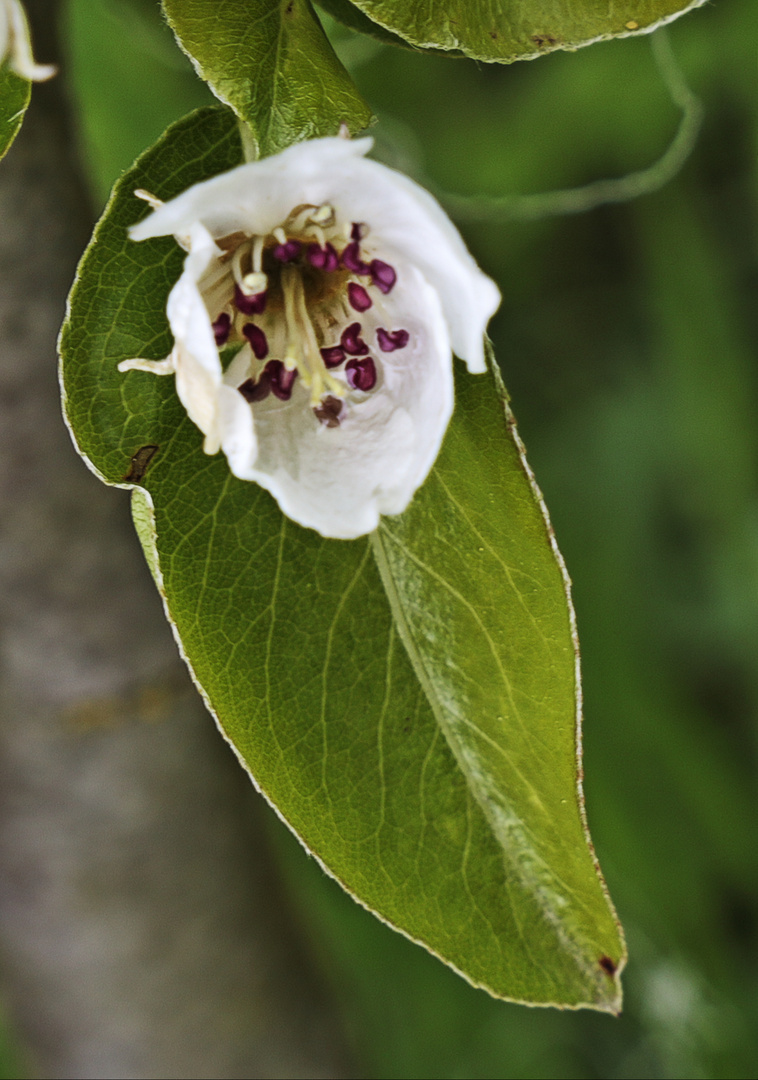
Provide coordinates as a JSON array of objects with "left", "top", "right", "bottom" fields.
[{"left": 61, "top": 0, "right": 758, "bottom": 1076}]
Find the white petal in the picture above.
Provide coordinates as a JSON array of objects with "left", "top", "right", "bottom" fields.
[
  {"left": 323, "top": 159, "right": 500, "bottom": 374},
  {"left": 2, "top": 0, "right": 56, "bottom": 81},
  {"left": 165, "top": 224, "right": 226, "bottom": 447},
  {"left": 221, "top": 265, "right": 452, "bottom": 539},
  {"left": 129, "top": 136, "right": 499, "bottom": 374},
  {"left": 130, "top": 137, "right": 375, "bottom": 244}
]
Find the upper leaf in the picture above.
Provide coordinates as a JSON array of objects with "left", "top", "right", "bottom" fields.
[
  {"left": 0, "top": 62, "right": 30, "bottom": 160},
  {"left": 60, "top": 106, "right": 623, "bottom": 1008},
  {"left": 333, "top": 0, "right": 709, "bottom": 62},
  {"left": 161, "top": 0, "right": 373, "bottom": 156}
]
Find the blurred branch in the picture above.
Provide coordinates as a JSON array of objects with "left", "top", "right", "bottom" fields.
[{"left": 439, "top": 31, "right": 703, "bottom": 222}]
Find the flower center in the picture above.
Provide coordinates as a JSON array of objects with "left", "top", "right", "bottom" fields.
[{"left": 205, "top": 204, "right": 409, "bottom": 427}]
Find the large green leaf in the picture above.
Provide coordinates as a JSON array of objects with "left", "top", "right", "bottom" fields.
[
  {"left": 0, "top": 62, "right": 30, "bottom": 160},
  {"left": 59, "top": 105, "right": 624, "bottom": 1008},
  {"left": 330, "top": 0, "right": 708, "bottom": 62},
  {"left": 160, "top": 0, "right": 372, "bottom": 156}
]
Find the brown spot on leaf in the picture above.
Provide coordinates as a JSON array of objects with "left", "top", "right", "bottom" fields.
[
  {"left": 490, "top": 29, "right": 499, "bottom": 40},
  {"left": 599, "top": 955, "right": 617, "bottom": 976},
  {"left": 123, "top": 444, "right": 159, "bottom": 483},
  {"left": 531, "top": 33, "right": 558, "bottom": 49}
]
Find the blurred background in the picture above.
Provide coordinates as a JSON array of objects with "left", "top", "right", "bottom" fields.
[{"left": 2, "top": 0, "right": 758, "bottom": 1075}]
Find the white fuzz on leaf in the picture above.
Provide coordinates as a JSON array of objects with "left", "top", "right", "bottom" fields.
[{"left": 119, "top": 137, "right": 500, "bottom": 539}]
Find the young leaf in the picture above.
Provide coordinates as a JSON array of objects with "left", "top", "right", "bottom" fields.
[
  {"left": 0, "top": 62, "right": 30, "bottom": 160},
  {"left": 333, "top": 0, "right": 708, "bottom": 63},
  {"left": 60, "top": 106, "right": 624, "bottom": 1008},
  {"left": 160, "top": 0, "right": 373, "bottom": 156}
]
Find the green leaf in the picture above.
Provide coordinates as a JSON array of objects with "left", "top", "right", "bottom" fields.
[
  {"left": 160, "top": 0, "right": 372, "bottom": 156},
  {"left": 315, "top": 0, "right": 421, "bottom": 51},
  {"left": 0, "top": 62, "right": 31, "bottom": 160},
  {"left": 335, "top": 0, "right": 708, "bottom": 62},
  {"left": 59, "top": 105, "right": 624, "bottom": 1008}
]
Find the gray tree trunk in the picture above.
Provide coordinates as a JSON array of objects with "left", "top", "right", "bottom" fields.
[{"left": 0, "top": 4, "right": 353, "bottom": 1077}]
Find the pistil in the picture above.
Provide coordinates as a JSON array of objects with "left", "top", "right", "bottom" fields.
[{"left": 281, "top": 266, "right": 345, "bottom": 405}]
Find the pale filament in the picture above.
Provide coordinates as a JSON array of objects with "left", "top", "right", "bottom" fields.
[
  {"left": 281, "top": 266, "right": 345, "bottom": 404},
  {"left": 231, "top": 241, "right": 252, "bottom": 291}
]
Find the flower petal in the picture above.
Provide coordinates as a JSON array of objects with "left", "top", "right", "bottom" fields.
[
  {"left": 221, "top": 266, "right": 452, "bottom": 539},
  {"left": 129, "top": 137, "right": 375, "bottom": 245},
  {"left": 2, "top": 0, "right": 56, "bottom": 81},
  {"left": 326, "top": 159, "right": 500, "bottom": 374},
  {"left": 129, "top": 137, "right": 499, "bottom": 372}
]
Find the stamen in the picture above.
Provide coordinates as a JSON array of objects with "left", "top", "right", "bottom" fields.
[
  {"left": 320, "top": 346, "right": 346, "bottom": 369},
  {"left": 312, "top": 204, "right": 335, "bottom": 226},
  {"left": 281, "top": 266, "right": 346, "bottom": 404},
  {"left": 348, "top": 283, "right": 372, "bottom": 312},
  {"left": 346, "top": 356, "right": 377, "bottom": 392},
  {"left": 231, "top": 241, "right": 253, "bottom": 290},
  {"left": 376, "top": 327, "right": 409, "bottom": 352},
  {"left": 313, "top": 396, "right": 343, "bottom": 428},
  {"left": 252, "top": 235, "right": 265, "bottom": 273},
  {"left": 274, "top": 227, "right": 287, "bottom": 245},
  {"left": 242, "top": 271, "right": 268, "bottom": 294},
  {"left": 370, "top": 259, "right": 396, "bottom": 294},
  {"left": 340, "top": 322, "right": 369, "bottom": 356},
  {"left": 134, "top": 188, "right": 163, "bottom": 210},
  {"left": 265, "top": 360, "right": 298, "bottom": 401},
  {"left": 238, "top": 373, "right": 271, "bottom": 403},
  {"left": 350, "top": 222, "right": 366, "bottom": 242},
  {"left": 212, "top": 312, "right": 231, "bottom": 346},
  {"left": 235, "top": 284, "right": 267, "bottom": 315},
  {"left": 307, "top": 243, "right": 339, "bottom": 272},
  {"left": 203, "top": 272, "right": 235, "bottom": 315},
  {"left": 342, "top": 242, "right": 370, "bottom": 275},
  {"left": 243, "top": 323, "right": 269, "bottom": 361},
  {"left": 273, "top": 239, "right": 302, "bottom": 263}
]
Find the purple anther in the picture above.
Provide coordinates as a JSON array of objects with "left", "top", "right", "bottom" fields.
[
  {"left": 351, "top": 222, "right": 366, "bottom": 242},
  {"left": 342, "top": 242, "right": 370, "bottom": 275},
  {"left": 265, "top": 360, "right": 297, "bottom": 401},
  {"left": 212, "top": 312, "right": 231, "bottom": 346},
  {"left": 340, "top": 322, "right": 369, "bottom": 356},
  {"left": 345, "top": 355, "right": 377, "bottom": 392},
  {"left": 320, "top": 345, "right": 345, "bottom": 369},
  {"left": 376, "top": 327, "right": 409, "bottom": 352},
  {"left": 370, "top": 259, "right": 396, "bottom": 294},
  {"left": 242, "top": 323, "right": 269, "bottom": 361},
  {"left": 313, "top": 395, "right": 343, "bottom": 428},
  {"left": 348, "top": 282, "right": 372, "bottom": 312},
  {"left": 234, "top": 284, "right": 267, "bottom": 315},
  {"left": 273, "top": 239, "right": 302, "bottom": 263},
  {"left": 238, "top": 373, "right": 270, "bottom": 403},
  {"left": 307, "top": 242, "right": 340, "bottom": 272}
]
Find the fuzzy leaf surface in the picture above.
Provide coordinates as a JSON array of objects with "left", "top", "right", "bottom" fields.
[
  {"left": 161, "top": 0, "right": 372, "bottom": 156},
  {"left": 60, "top": 106, "right": 623, "bottom": 1008},
  {"left": 337, "top": 0, "right": 708, "bottom": 62}
]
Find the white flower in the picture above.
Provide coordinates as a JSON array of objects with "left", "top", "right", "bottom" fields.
[
  {"left": 0, "top": 0, "right": 56, "bottom": 82},
  {"left": 119, "top": 136, "right": 500, "bottom": 539}
]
